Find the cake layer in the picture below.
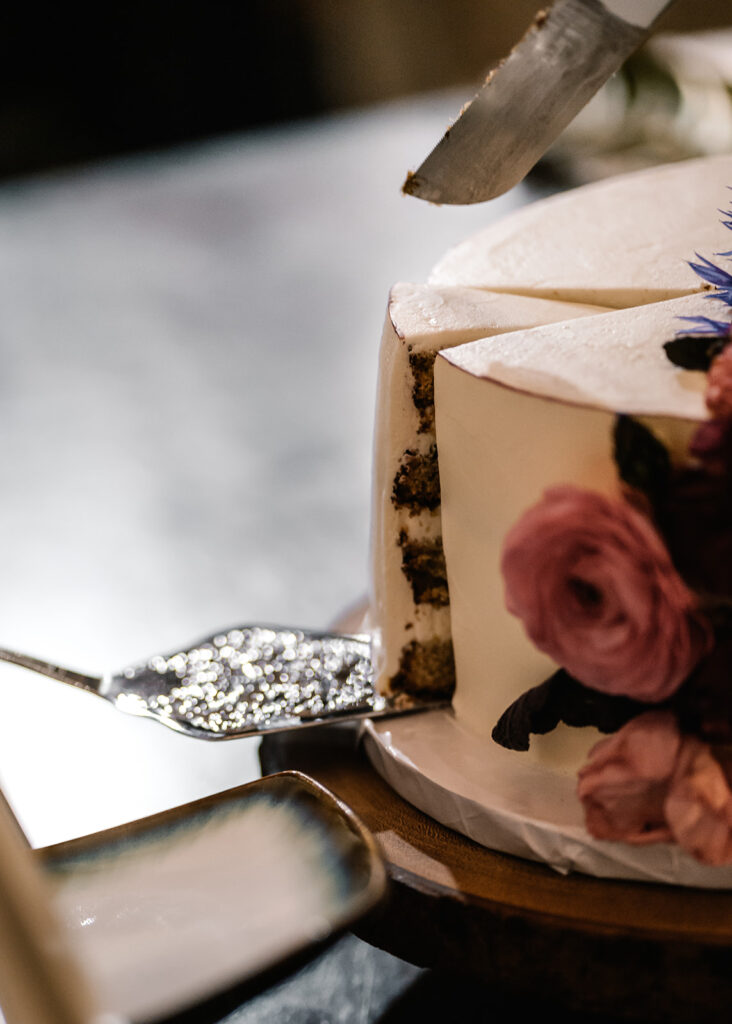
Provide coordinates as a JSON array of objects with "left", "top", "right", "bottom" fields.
[
  {"left": 429, "top": 154, "right": 732, "bottom": 307},
  {"left": 434, "top": 292, "right": 711, "bottom": 764},
  {"left": 370, "top": 282, "right": 608, "bottom": 695}
]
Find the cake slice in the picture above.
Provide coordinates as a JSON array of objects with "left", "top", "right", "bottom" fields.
[
  {"left": 370, "top": 283, "right": 609, "bottom": 697},
  {"left": 434, "top": 292, "right": 710, "bottom": 764}
]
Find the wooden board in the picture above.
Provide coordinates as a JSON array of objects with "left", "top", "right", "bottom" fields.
[{"left": 260, "top": 724, "right": 732, "bottom": 1023}]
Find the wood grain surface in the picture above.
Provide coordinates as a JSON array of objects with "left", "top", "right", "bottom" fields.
[{"left": 260, "top": 724, "right": 732, "bottom": 1023}]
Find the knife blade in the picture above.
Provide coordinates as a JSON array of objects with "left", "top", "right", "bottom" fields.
[{"left": 403, "top": 0, "right": 678, "bottom": 204}]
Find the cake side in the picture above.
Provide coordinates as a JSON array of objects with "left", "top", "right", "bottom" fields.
[
  {"left": 434, "top": 293, "right": 710, "bottom": 762},
  {"left": 370, "top": 282, "right": 610, "bottom": 697},
  {"left": 429, "top": 153, "right": 732, "bottom": 307}
]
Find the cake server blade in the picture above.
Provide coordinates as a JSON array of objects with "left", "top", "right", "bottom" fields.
[
  {"left": 403, "top": 0, "right": 677, "bottom": 204},
  {"left": 0, "top": 625, "right": 447, "bottom": 740}
]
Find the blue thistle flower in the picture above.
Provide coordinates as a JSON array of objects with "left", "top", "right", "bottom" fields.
[
  {"left": 703, "top": 290, "right": 732, "bottom": 309},
  {"left": 718, "top": 207, "right": 732, "bottom": 230},
  {"left": 676, "top": 315, "right": 732, "bottom": 336},
  {"left": 688, "top": 253, "right": 732, "bottom": 291},
  {"left": 666, "top": 196, "right": 732, "bottom": 368}
]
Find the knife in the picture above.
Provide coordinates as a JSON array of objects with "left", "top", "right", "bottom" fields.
[{"left": 403, "top": 0, "right": 679, "bottom": 204}]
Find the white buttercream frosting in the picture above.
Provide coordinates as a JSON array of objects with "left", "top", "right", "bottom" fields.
[
  {"left": 440, "top": 294, "right": 709, "bottom": 419},
  {"left": 430, "top": 154, "right": 732, "bottom": 307}
]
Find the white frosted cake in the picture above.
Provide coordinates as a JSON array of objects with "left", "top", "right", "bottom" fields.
[{"left": 369, "top": 154, "right": 732, "bottom": 873}]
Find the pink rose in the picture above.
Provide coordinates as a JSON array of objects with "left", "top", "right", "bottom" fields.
[
  {"left": 665, "top": 741, "right": 732, "bottom": 865},
  {"left": 577, "top": 712, "right": 680, "bottom": 844},
  {"left": 501, "top": 486, "right": 710, "bottom": 702}
]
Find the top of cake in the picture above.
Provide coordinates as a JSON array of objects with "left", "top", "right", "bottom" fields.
[{"left": 430, "top": 154, "right": 732, "bottom": 307}]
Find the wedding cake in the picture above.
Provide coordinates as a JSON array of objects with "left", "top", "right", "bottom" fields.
[{"left": 369, "top": 153, "right": 732, "bottom": 871}]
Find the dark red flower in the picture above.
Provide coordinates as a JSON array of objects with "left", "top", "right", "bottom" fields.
[
  {"left": 659, "top": 422, "right": 732, "bottom": 596},
  {"left": 675, "top": 627, "right": 732, "bottom": 743},
  {"left": 707, "top": 348, "right": 732, "bottom": 418}
]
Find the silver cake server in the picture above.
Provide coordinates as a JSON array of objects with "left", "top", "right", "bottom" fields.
[
  {"left": 0, "top": 626, "right": 446, "bottom": 739},
  {"left": 403, "top": 0, "right": 678, "bottom": 204}
]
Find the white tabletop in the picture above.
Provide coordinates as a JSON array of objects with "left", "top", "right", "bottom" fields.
[{"left": 0, "top": 91, "right": 538, "bottom": 848}]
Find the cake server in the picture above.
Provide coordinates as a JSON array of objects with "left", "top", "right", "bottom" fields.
[
  {"left": 403, "top": 0, "right": 678, "bottom": 204},
  {"left": 0, "top": 626, "right": 446, "bottom": 739}
]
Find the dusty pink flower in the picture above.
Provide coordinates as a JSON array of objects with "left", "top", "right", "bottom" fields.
[
  {"left": 706, "top": 346, "right": 732, "bottom": 418},
  {"left": 501, "top": 486, "right": 711, "bottom": 702},
  {"left": 665, "top": 741, "right": 732, "bottom": 865},
  {"left": 577, "top": 712, "right": 681, "bottom": 844}
]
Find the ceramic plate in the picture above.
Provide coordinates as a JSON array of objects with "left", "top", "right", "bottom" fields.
[{"left": 39, "top": 771, "right": 387, "bottom": 1022}]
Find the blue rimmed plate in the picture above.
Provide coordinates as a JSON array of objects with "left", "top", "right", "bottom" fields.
[{"left": 39, "top": 771, "right": 387, "bottom": 1023}]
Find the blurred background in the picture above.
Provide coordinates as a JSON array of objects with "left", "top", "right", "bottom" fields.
[{"left": 2, "top": 0, "right": 732, "bottom": 181}]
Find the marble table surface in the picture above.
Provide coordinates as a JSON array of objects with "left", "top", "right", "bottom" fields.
[{"left": 0, "top": 91, "right": 553, "bottom": 1022}]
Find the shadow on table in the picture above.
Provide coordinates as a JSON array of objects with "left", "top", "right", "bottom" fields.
[{"left": 378, "top": 971, "right": 634, "bottom": 1024}]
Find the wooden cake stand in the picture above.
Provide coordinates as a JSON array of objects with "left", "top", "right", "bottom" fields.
[{"left": 260, "top": 722, "right": 732, "bottom": 1023}]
